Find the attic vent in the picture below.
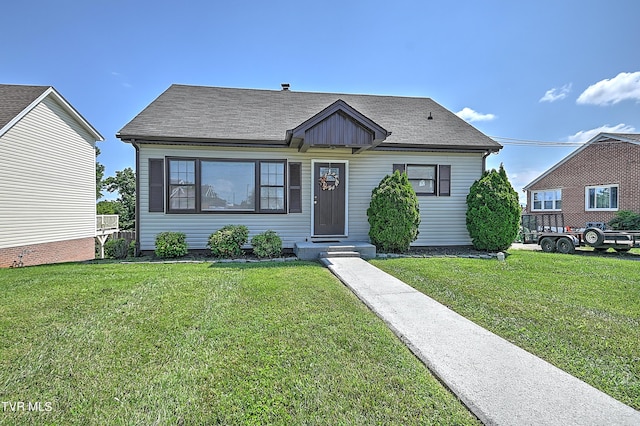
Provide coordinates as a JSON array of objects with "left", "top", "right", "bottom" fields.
[{"left": 281, "top": 83, "right": 290, "bottom": 91}]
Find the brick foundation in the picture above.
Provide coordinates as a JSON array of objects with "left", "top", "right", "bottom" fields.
[{"left": 0, "top": 237, "right": 95, "bottom": 268}]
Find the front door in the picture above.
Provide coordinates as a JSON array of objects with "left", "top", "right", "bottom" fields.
[{"left": 313, "top": 162, "right": 346, "bottom": 236}]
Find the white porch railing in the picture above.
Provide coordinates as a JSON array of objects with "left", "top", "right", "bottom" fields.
[
  {"left": 96, "top": 215, "right": 120, "bottom": 259},
  {"left": 96, "top": 215, "right": 119, "bottom": 232}
]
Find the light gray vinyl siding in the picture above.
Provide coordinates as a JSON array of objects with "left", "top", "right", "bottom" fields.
[
  {"left": 138, "top": 145, "right": 484, "bottom": 250},
  {"left": 0, "top": 96, "right": 97, "bottom": 249}
]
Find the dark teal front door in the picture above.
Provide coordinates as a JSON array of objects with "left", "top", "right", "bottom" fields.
[{"left": 313, "top": 162, "right": 346, "bottom": 236}]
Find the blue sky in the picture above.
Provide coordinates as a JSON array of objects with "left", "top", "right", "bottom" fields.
[{"left": 3, "top": 0, "right": 639, "bottom": 202}]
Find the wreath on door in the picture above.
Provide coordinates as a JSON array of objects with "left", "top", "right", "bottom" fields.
[{"left": 318, "top": 171, "right": 340, "bottom": 191}]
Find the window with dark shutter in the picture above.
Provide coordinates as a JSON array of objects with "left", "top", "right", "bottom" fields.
[
  {"left": 288, "top": 162, "right": 302, "bottom": 213},
  {"left": 438, "top": 165, "right": 451, "bottom": 196},
  {"left": 393, "top": 163, "right": 406, "bottom": 174},
  {"left": 148, "top": 158, "right": 165, "bottom": 212}
]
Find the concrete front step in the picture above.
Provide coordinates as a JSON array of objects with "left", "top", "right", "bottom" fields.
[
  {"left": 294, "top": 241, "right": 376, "bottom": 260},
  {"left": 319, "top": 251, "right": 361, "bottom": 258}
]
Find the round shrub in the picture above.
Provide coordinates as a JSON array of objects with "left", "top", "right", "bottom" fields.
[
  {"left": 208, "top": 225, "right": 249, "bottom": 258},
  {"left": 466, "top": 164, "right": 520, "bottom": 251},
  {"left": 608, "top": 210, "right": 640, "bottom": 230},
  {"left": 104, "top": 237, "right": 129, "bottom": 259},
  {"left": 367, "top": 170, "right": 420, "bottom": 253},
  {"left": 155, "top": 231, "right": 188, "bottom": 258},
  {"left": 251, "top": 230, "right": 282, "bottom": 258}
]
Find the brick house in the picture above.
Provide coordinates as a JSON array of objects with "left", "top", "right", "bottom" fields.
[{"left": 523, "top": 133, "right": 640, "bottom": 229}]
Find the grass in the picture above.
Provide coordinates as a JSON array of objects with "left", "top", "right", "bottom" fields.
[
  {"left": 370, "top": 250, "right": 640, "bottom": 409},
  {"left": 0, "top": 262, "right": 478, "bottom": 425}
]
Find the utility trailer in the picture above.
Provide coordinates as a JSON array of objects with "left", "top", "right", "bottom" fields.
[{"left": 520, "top": 214, "right": 640, "bottom": 254}]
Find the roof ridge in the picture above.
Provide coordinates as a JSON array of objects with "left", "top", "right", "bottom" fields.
[{"left": 168, "top": 83, "right": 434, "bottom": 100}]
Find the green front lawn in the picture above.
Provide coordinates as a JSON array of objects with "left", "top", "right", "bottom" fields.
[
  {"left": 371, "top": 250, "right": 640, "bottom": 409},
  {"left": 0, "top": 262, "right": 478, "bottom": 425}
]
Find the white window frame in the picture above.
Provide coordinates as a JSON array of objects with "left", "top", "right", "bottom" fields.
[
  {"left": 585, "top": 184, "right": 619, "bottom": 211},
  {"left": 531, "top": 189, "right": 562, "bottom": 211}
]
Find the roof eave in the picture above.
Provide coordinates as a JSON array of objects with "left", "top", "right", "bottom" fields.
[
  {"left": 1, "top": 87, "right": 104, "bottom": 141},
  {"left": 116, "top": 134, "right": 289, "bottom": 148},
  {"left": 374, "top": 144, "right": 501, "bottom": 153},
  {"left": 521, "top": 132, "right": 638, "bottom": 191},
  {"left": 41, "top": 88, "right": 104, "bottom": 141}
]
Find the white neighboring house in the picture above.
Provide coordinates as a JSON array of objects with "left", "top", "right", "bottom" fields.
[{"left": 0, "top": 84, "right": 104, "bottom": 267}]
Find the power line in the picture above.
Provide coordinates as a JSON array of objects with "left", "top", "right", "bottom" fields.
[{"left": 490, "top": 136, "right": 584, "bottom": 147}]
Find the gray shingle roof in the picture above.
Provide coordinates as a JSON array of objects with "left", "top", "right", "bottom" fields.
[
  {"left": 0, "top": 84, "right": 49, "bottom": 130},
  {"left": 118, "top": 84, "right": 501, "bottom": 151}
]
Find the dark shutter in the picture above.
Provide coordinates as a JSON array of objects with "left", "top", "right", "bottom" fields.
[
  {"left": 149, "top": 158, "right": 165, "bottom": 212},
  {"left": 288, "top": 162, "right": 302, "bottom": 213},
  {"left": 393, "top": 163, "right": 406, "bottom": 174},
  {"left": 439, "top": 165, "right": 451, "bottom": 196}
]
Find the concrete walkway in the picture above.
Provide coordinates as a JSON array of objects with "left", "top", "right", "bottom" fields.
[{"left": 321, "top": 256, "right": 640, "bottom": 425}]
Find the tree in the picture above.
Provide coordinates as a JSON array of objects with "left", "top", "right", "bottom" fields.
[
  {"left": 608, "top": 210, "right": 640, "bottom": 230},
  {"left": 96, "top": 200, "right": 118, "bottom": 215},
  {"left": 466, "top": 164, "right": 520, "bottom": 251},
  {"left": 367, "top": 170, "right": 420, "bottom": 252},
  {"left": 104, "top": 167, "right": 136, "bottom": 230},
  {"left": 95, "top": 147, "right": 105, "bottom": 199}
]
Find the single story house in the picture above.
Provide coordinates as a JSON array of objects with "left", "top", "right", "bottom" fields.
[
  {"left": 117, "top": 84, "right": 502, "bottom": 255},
  {"left": 0, "top": 84, "right": 104, "bottom": 267},
  {"left": 523, "top": 132, "right": 640, "bottom": 229}
]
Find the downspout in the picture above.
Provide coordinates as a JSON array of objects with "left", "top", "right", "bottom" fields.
[
  {"left": 482, "top": 150, "right": 490, "bottom": 172},
  {"left": 131, "top": 139, "right": 141, "bottom": 256}
]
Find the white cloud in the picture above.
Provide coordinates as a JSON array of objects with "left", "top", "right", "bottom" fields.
[
  {"left": 576, "top": 71, "right": 640, "bottom": 105},
  {"left": 110, "top": 71, "right": 132, "bottom": 88},
  {"left": 566, "top": 123, "right": 636, "bottom": 143},
  {"left": 539, "top": 83, "right": 572, "bottom": 103},
  {"left": 455, "top": 107, "right": 496, "bottom": 122}
]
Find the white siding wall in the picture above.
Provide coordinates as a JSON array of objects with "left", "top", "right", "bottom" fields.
[
  {"left": 138, "top": 145, "right": 484, "bottom": 250},
  {"left": 0, "top": 97, "right": 97, "bottom": 249}
]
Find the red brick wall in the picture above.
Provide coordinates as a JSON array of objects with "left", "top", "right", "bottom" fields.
[
  {"left": 526, "top": 140, "right": 640, "bottom": 229},
  {"left": 0, "top": 237, "right": 95, "bottom": 268}
]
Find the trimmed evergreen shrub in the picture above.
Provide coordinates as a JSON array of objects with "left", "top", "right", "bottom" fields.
[
  {"left": 155, "top": 232, "right": 188, "bottom": 258},
  {"left": 608, "top": 210, "right": 640, "bottom": 230},
  {"left": 251, "top": 230, "right": 283, "bottom": 258},
  {"left": 128, "top": 240, "right": 137, "bottom": 257},
  {"left": 466, "top": 164, "right": 520, "bottom": 251},
  {"left": 104, "top": 237, "right": 129, "bottom": 259},
  {"left": 208, "top": 225, "right": 249, "bottom": 258},
  {"left": 367, "top": 170, "right": 420, "bottom": 252}
]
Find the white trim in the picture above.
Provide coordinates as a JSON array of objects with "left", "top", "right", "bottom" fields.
[
  {"left": 0, "top": 87, "right": 104, "bottom": 141},
  {"left": 531, "top": 188, "right": 562, "bottom": 211},
  {"left": 311, "top": 159, "right": 349, "bottom": 237},
  {"left": 585, "top": 184, "right": 619, "bottom": 211}
]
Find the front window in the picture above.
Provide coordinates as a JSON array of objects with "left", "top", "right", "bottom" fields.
[
  {"left": 167, "top": 158, "right": 285, "bottom": 213},
  {"left": 407, "top": 165, "right": 436, "bottom": 195},
  {"left": 169, "top": 159, "right": 196, "bottom": 211},
  {"left": 532, "top": 189, "right": 562, "bottom": 211},
  {"left": 586, "top": 185, "right": 618, "bottom": 211},
  {"left": 259, "top": 162, "right": 285, "bottom": 211},
  {"left": 201, "top": 161, "right": 255, "bottom": 211}
]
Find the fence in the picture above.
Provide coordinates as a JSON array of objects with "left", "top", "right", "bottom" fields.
[{"left": 111, "top": 230, "right": 136, "bottom": 245}]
